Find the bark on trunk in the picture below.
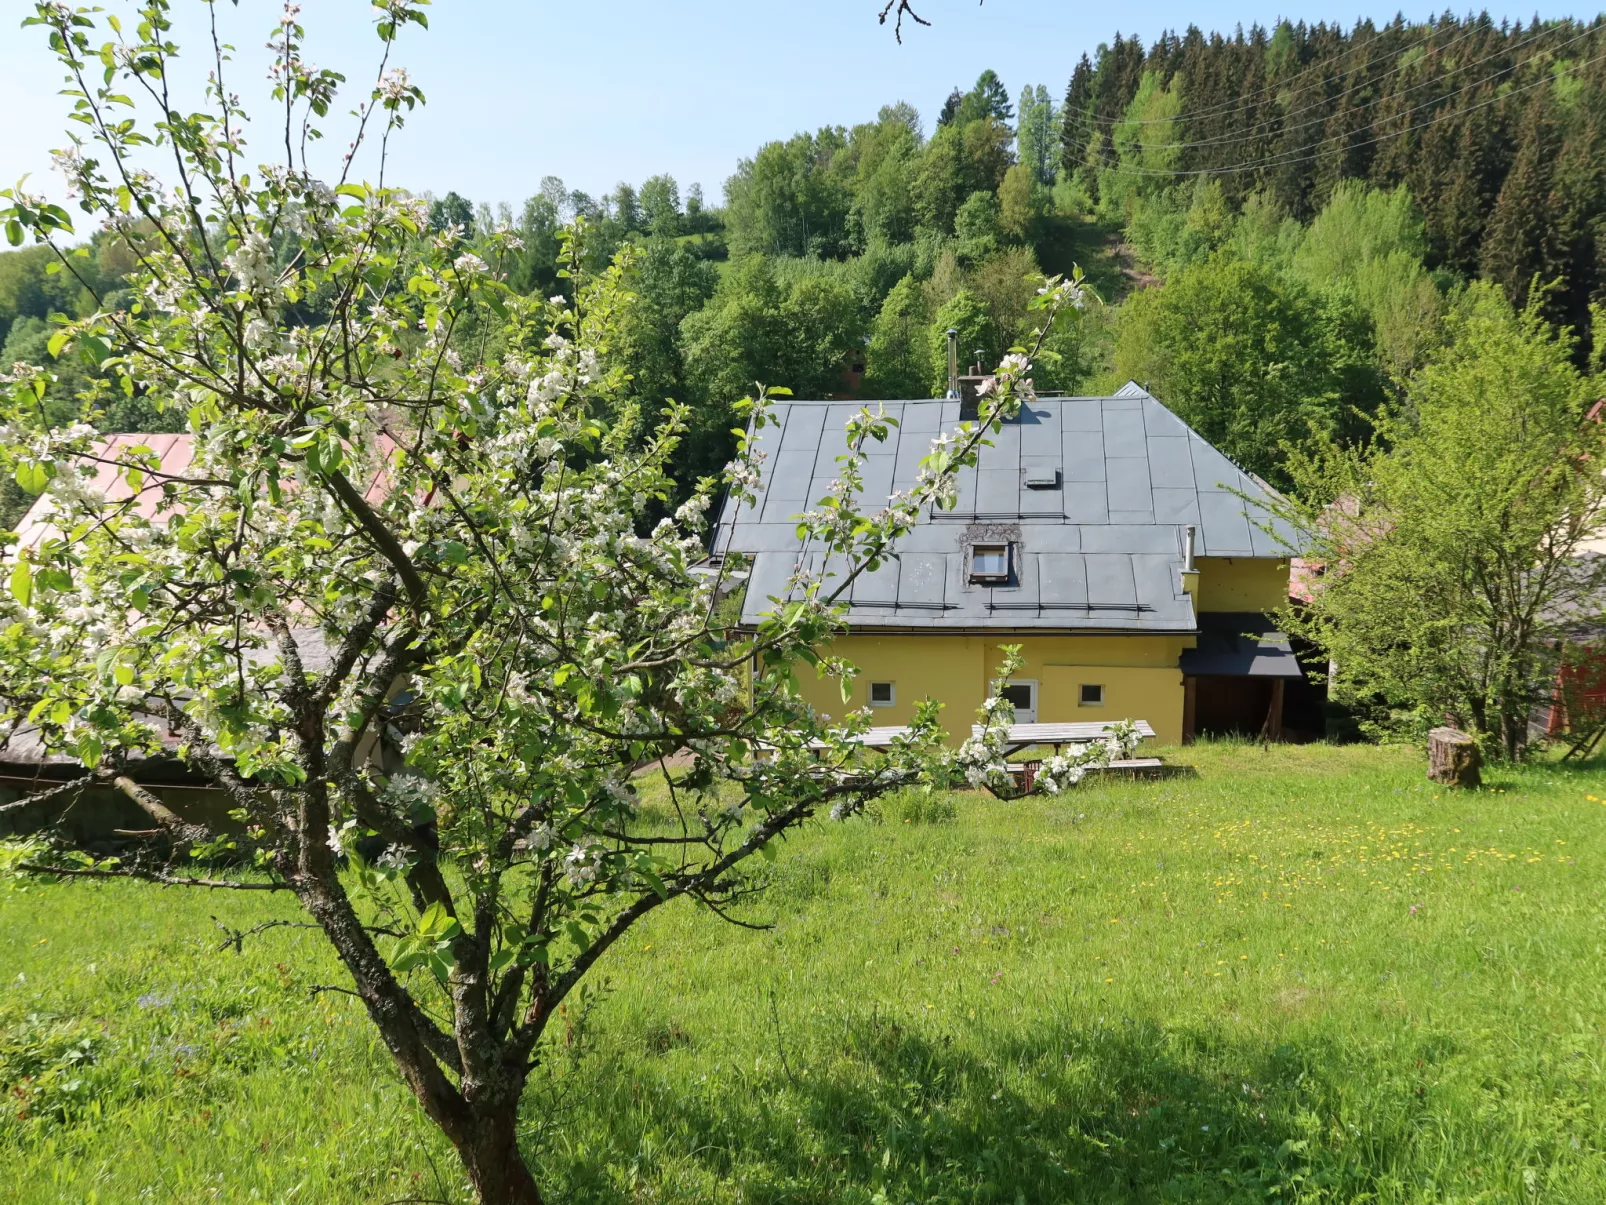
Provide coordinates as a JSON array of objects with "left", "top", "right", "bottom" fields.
[
  {"left": 454, "top": 1105, "right": 543, "bottom": 1205},
  {"left": 1427, "top": 727, "right": 1481, "bottom": 788}
]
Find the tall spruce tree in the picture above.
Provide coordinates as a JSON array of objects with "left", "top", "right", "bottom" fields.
[
  {"left": 1480, "top": 93, "right": 1563, "bottom": 314},
  {"left": 1059, "top": 54, "right": 1095, "bottom": 177}
]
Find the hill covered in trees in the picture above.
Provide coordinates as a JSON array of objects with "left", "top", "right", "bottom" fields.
[
  {"left": 3, "top": 12, "right": 1603, "bottom": 502},
  {"left": 1063, "top": 14, "right": 1606, "bottom": 343}
]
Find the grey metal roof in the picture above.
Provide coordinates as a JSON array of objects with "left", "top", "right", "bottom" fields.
[{"left": 713, "top": 383, "right": 1297, "bottom": 632}]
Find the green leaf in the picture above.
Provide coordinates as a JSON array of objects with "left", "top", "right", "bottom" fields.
[
  {"left": 8, "top": 561, "right": 31, "bottom": 607},
  {"left": 5, "top": 220, "right": 22, "bottom": 247},
  {"left": 14, "top": 462, "right": 51, "bottom": 495},
  {"left": 77, "top": 334, "right": 109, "bottom": 367},
  {"left": 113, "top": 662, "right": 134, "bottom": 687},
  {"left": 46, "top": 330, "right": 69, "bottom": 359},
  {"left": 416, "top": 901, "right": 460, "bottom": 941}
]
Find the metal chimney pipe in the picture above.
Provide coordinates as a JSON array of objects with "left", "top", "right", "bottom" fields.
[
  {"left": 1183, "top": 524, "right": 1197, "bottom": 572},
  {"left": 945, "top": 328, "right": 959, "bottom": 400}
]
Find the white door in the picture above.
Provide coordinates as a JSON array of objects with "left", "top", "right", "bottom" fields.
[{"left": 1000, "top": 679, "right": 1037, "bottom": 723}]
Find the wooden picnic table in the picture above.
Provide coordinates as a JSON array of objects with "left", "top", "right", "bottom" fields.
[
  {"left": 808, "top": 720, "right": 1156, "bottom": 755},
  {"left": 969, "top": 720, "right": 1158, "bottom": 757},
  {"left": 802, "top": 726, "right": 917, "bottom": 753}
]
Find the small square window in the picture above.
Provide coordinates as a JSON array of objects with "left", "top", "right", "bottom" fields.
[
  {"left": 970, "top": 542, "right": 1009, "bottom": 583},
  {"left": 868, "top": 681, "right": 896, "bottom": 707},
  {"left": 1080, "top": 683, "right": 1105, "bottom": 706}
]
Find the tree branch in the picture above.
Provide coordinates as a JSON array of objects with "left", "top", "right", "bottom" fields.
[
  {"left": 20, "top": 862, "right": 291, "bottom": 890},
  {"left": 316, "top": 577, "right": 400, "bottom": 704},
  {"left": 0, "top": 775, "right": 96, "bottom": 817},
  {"left": 325, "top": 469, "right": 429, "bottom": 611},
  {"left": 112, "top": 774, "right": 212, "bottom": 844},
  {"left": 877, "top": 0, "right": 935, "bottom": 42},
  {"left": 214, "top": 916, "right": 322, "bottom": 953}
]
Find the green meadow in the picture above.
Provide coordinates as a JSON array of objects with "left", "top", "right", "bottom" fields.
[{"left": 2, "top": 742, "right": 1604, "bottom": 1203}]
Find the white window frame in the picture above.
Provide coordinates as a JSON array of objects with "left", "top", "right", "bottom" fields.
[
  {"left": 867, "top": 680, "right": 896, "bottom": 708},
  {"left": 1079, "top": 682, "right": 1105, "bottom": 707},
  {"left": 969, "top": 541, "right": 1010, "bottom": 583},
  {"left": 997, "top": 678, "right": 1037, "bottom": 723}
]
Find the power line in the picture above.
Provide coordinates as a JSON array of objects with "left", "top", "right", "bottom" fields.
[
  {"left": 1061, "top": 18, "right": 1591, "bottom": 157},
  {"left": 1069, "top": 16, "right": 1497, "bottom": 129},
  {"left": 1090, "top": 44, "right": 1606, "bottom": 179}
]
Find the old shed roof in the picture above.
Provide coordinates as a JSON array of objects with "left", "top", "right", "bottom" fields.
[{"left": 712, "top": 383, "right": 1295, "bottom": 632}]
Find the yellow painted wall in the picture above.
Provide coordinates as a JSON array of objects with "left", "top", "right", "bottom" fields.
[
  {"left": 1196, "top": 557, "right": 1289, "bottom": 612},
  {"left": 801, "top": 633, "right": 1188, "bottom": 746}
]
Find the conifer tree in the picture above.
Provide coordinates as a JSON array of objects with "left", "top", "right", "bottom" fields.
[
  {"left": 965, "top": 69, "right": 1014, "bottom": 126},
  {"left": 1480, "top": 93, "right": 1563, "bottom": 313},
  {"left": 1058, "top": 54, "right": 1095, "bottom": 176}
]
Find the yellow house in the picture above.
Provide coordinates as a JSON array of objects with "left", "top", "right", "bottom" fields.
[{"left": 712, "top": 383, "right": 1303, "bottom": 747}]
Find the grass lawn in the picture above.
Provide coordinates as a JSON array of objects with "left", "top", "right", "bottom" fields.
[{"left": 3, "top": 741, "right": 1604, "bottom": 1203}]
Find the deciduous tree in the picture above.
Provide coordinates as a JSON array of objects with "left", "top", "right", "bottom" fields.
[
  {"left": 0, "top": 4, "right": 1091, "bottom": 1201},
  {"left": 1272, "top": 288, "right": 1606, "bottom": 759}
]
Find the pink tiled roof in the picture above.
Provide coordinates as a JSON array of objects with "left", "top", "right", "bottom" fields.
[
  {"left": 15, "top": 433, "right": 193, "bottom": 551},
  {"left": 14, "top": 431, "right": 397, "bottom": 551}
]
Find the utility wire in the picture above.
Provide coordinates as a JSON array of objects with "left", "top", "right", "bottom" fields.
[
  {"left": 1087, "top": 44, "right": 1606, "bottom": 179},
  {"left": 1067, "top": 16, "right": 1501, "bottom": 128},
  {"left": 1066, "top": 18, "right": 1593, "bottom": 156}
]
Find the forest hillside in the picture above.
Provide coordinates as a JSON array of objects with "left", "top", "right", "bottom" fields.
[{"left": 3, "top": 12, "right": 1603, "bottom": 502}]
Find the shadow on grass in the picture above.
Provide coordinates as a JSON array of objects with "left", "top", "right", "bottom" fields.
[{"left": 539, "top": 1009, "right": 1479, "bottom": 1204}]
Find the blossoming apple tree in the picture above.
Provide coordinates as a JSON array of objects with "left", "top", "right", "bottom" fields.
[{"left": 0, "top": 3, "right": 1087, "bottom": 1201}]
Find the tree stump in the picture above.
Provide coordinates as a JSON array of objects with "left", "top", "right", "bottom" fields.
[{"left": 1427, "top": 727, "right": 1481, "bottom": 788}]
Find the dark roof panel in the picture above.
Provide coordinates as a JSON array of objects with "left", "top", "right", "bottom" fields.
[{"left": 1180, "top": 612, "right": 1306, "bottom": 678}]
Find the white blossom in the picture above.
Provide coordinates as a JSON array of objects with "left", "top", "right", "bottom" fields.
[
  {"left": 377, "top": 67, "right": 412, "bottom": 102},
  {"left": 223, "top": 231, "right": 278, "bottom": 296},
  {"left": 564, "top": 843, "right": 603, "bottom": 886}
]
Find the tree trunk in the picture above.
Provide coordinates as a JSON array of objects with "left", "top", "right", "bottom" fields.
[
  {"left": 455, "top": 1105, "right": 543, "bottom": 1205},
  {"left": 1427, "top": 727, "right": 1481, "bottom": 788}
]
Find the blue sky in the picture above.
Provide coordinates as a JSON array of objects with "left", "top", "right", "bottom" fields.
[{"left": 0, "top": 0, "right": 1592, "bottom": 211}]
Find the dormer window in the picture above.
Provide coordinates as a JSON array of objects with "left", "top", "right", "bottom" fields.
[{"left": 970, "top": 542, "right": 1010, "bottom": 583}]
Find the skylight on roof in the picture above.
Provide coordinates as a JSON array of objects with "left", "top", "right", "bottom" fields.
[{"left": 970, "top": 542, "right": 1009, "bottom": 583}]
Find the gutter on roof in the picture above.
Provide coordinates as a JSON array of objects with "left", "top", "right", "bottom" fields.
[{"left": 734, "top": 623, "right": 1201, "bottom": 638}]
